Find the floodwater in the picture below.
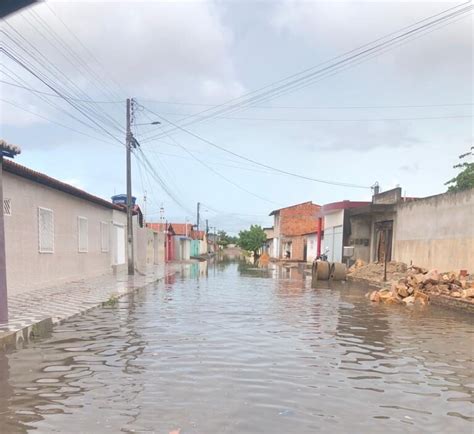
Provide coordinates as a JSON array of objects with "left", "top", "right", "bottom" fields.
[{"left": 0, "top": 257, "right": 473, "bottom": 434}]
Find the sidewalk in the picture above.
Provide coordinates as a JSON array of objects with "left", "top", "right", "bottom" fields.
[{"left": 0, "top": 264, "right": 179, "bottom": 350}]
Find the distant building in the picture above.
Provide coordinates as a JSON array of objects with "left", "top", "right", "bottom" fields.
[
  {"left": 269, "top": 201, "right": 321, "bottom": 261},
  {"left": 319, "top": 200, "right": 370, "bottom": 264},
  {"left": 262, "top": 227, "right": 274, "bottom": 255}
]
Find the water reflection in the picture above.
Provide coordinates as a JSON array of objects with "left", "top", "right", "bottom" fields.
[{"left": 0, "top": 259, "right": 472, "bottom": 433}]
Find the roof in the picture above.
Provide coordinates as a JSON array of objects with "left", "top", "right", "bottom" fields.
[
  {"left": 3, "top": 159, "right": 125, "bottom": 212},
  {"left": 269, "top": 201, "right": 318, "bottom": 216},
  {"left": 147, "top": 222, "right": 193, "bottom": 236},
  {"left": 321, "top": 200, "right": 371, "bottom": 215}
]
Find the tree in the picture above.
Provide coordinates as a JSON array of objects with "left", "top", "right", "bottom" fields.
[
  {"left": 445, "top": 147, "right": 474, "bottom": 192},
  {"left": 237, "top": 225, "right": 266, "bottom": 261},
  {"left": 216, "top": 230, "right": 238, "bottom": 247}
]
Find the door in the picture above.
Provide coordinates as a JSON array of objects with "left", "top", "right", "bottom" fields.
[
  {"left": 114, "top": 224, "right": 125, "bottom": 265},
  {"left": 153, "top": 233, "right": 159, "bottom": 265}
]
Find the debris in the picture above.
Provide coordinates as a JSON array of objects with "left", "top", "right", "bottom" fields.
[{"left": 352, "top": 261, "right": 473, "bottom": 307}]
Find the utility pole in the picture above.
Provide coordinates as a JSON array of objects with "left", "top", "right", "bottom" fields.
[
  {"left": 143, "top": 190, "right": 147, "bottom": 224},
  {"left": 205, "top": 219, "right": 209, "bottom": 236},
  {"left": 196, "top": 202, "right": 200, "bottom": 231},
  {"left": 0, "top": 140, "right": 21, "bottom": 324},
  {"left": 126, "top": 98, "right": 134, "bottom": 275}
]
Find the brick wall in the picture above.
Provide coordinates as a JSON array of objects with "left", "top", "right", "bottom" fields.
[{"left": 280, "top": 202, "right": 320, "bottom": 236}]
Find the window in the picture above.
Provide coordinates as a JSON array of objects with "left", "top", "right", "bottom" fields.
[
  {"left": 38, "top": 207, "right": 54, "bottom": 253},
  {"left": 78, "top": 216, "right": 88, "bottom": 253},
  {"left": 3, "top": 199, "right": 11, "bottom": 216},
  {"left": 100, "top": 221, "right": 109, "bottom": 252}
]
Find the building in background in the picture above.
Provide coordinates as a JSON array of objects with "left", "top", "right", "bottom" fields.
[
  {"left": 262, "top": 227, "right": 274, "bottom": 256},
  {"left": 269, "top": 202, "right": 321, "bottom": 261},
  {"left": 319, "top": 200, "right": 370, "bottom": 264}
]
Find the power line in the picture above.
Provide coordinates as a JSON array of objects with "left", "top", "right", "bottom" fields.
[
  {"left": 1, "top": 47, "right": 124, "bottom": 146},
  {"left": 164, "top": 134, "right": 282, "bottom": 206},
  {"left": 141, "top": 3, "right": 472, "bottom": 142},
  {"left": 138, "top": 103, "right": 372, "bottom": 189},
  {"left": 138, "top": 100, "right": 474, "bottom": 110},
  {"left": 0, "top": 97, "right": 120, "bottom": 146}
]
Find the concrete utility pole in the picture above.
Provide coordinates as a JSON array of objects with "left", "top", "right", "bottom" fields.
[
  {"left": 126, "top": 98, "right": 134, "bottom": 275},
  {"left": 0, "top": 140, "right": 21, "bottom": 324},
  {"left": 196, "top": 202, "right": 200, "bottom": 231}
]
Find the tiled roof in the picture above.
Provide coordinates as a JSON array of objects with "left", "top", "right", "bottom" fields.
[{"left": 3, "top": 159, "right": 125, "bottom": 212}]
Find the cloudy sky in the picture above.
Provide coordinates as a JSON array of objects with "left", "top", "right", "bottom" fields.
[{"left": 1, "top": 0, "right": 472, "bottom": 233}]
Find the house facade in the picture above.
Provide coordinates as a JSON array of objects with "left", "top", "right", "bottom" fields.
[
  {"left": 319, "top": 200, "right": 370, "bottom": 264},
  {"left": 3, "top": 160, "right": 130, "bottom": 296},
  {"left": 269, "top": 201, "right": 321, "bottom": 261}
]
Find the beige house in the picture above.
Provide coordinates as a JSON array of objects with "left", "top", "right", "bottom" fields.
[{"left": 2, "top": 160, "right": 158, "bottom": 296}]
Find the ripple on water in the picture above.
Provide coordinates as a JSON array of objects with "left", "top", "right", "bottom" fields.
[{"left": 0, "top": 263, "right": 473, "bottom": 434}]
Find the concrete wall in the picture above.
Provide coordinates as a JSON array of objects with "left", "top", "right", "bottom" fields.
[
  {"left": 394, "top": 189, "right": 474, "bottom": 272},
  {"left": 373, "top": 188, "right": 402, "bottom": 205},
  {"left": 348, "top": 216, "right": 371, "bottom": 263},
  {"left": 3, "top": 171, "right": 127, "bottom": 295}
]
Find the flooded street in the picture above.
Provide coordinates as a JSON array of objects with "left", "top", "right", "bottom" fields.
[{"left": 0, "top": 258, "right": 473, "bottom": 433}]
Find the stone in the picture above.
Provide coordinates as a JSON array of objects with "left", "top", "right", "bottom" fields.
[
  {"left": 451, "top": 291, "right": 462, "bottom": 298},
  {"left": 402, "top": 296, "right": 415, "bottom": 305},
  {"left": 414, "top": 291, "right": 429, "bottom": 305},
  {"left": 407, "top": 286, "right": 415, "bottom": 295},
  {"left": 450, "top": 284, "right": 462, "bottom": 292},
  {"left": 461, "top": 288, "right": 474, "bottom": 298},
  {"left": 423, "top": 269, "right": 439, "bottom": 285},
  {"left": 369, "top": 291, "right": 380, "bottom": 303},
  {"left": 396, "top": 284, "right": 409, "bottom": 298},
  {"left": 379, "top": 290, "right": 394, "bottom": 302},
  {"left": 413, "top": 273, "right": 425, "bottom": 285}
]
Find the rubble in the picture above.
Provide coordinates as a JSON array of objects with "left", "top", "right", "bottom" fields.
[{"left": 356, "top": 262, "right": 474, "bottom": 307}]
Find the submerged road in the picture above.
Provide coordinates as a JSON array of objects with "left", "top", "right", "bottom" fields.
[{"left": 0, "top": 257, "right": 472, "bottom": 433}]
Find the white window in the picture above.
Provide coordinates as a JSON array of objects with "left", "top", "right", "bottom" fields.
[
  {"left": 78, "top": 216, "right": 88, "bottom": 253},
  {"left": 3, "top": 199, "right": 11, "bottom": 216},
  {"left": 100, "top": 221, "right": 109, "bottom": 252},
  {"left": 38, "top": 207, "right": 54, "bottom": 253}
]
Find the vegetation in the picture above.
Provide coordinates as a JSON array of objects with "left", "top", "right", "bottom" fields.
[
  {"left": 237, "top": 225, "right": 266, "bottom": 261},
  {"left": 217, "top": 230, "right": 239, "bottom": 247},
  {"left": 445, "top": 147, "right": 474, "bottom": 192}
]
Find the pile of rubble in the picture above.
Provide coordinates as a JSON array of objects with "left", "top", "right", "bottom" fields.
[
  {"left": 350, "top": 261, "right": 474, "bottom": 307},
  {"left": 348, "top": 260, "right": 408, "bottom": 283}
]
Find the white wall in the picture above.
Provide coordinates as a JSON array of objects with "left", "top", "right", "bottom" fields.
[
  {"left": 3, "top": 172, "right": 127, "bottom": 295},
  {"left": 306, "top": 234, "right": 318, "bottom": 262},
  {"left": 394, "top": 189, "right": 474, "bottom": 271}
]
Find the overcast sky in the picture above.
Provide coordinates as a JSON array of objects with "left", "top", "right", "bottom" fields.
[{"left": 1, "top": 0, "right": 472, "bottom": 233}]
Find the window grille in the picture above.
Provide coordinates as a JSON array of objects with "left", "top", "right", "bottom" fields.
[
  {"left": 3, "top": 199, "right": 11, "bottom": 216},
  {"left": 78, "top": 216, "right": 88, "bottom": 253},
  {"left": 100, "top": 221, "right": 109, "bottom": 252},
  {"left": 38, "top": 207, "right": 54, "bottom": 253}
]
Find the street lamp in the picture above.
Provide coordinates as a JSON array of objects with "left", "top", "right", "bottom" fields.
[{"left": 0, "top": 139, "right": 21, "bottom": 323}]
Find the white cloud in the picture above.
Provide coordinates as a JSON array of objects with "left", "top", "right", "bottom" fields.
[
  {"left": 272, "top": 0, "right": 472, "bottom": 80},
  {"left": 1, "top": 0, "right": 244, "bottom": 127}
]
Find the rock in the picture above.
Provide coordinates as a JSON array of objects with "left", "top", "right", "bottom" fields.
[
  {"left": 414, "top": 291, "right": 429, "bottom": 305},
  {"left": 379, "top": 289, "right": 394, "bottom": 302},
  {"left": 423, "top": 269, "right": 439, "bottom": 285},
  {"left": 413, "top": 273, "right": 425, "bottom": 285},
  {"left": 461, "top": 288, "right": 474, "bottom": 298},
  {"left": 396, "top": 284, "right": 409, "bottom": 298},
  {"left": 449, "top": 284, "right": 462, "bottom": 292},
  {"left": 369, "top": 291, "right": 380, "bottom": 303},
  {"left": 407, "top": 286, "right": 415, "bottom": 295},
  {"left": 402, "top": 296, "right": 415, "bottom": 305},
  {"left": 384, "top": 296, "right": 402, "bottom": 305},
  {"left": 451, "top": 291, "right": 462, "bottom": 298}
]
